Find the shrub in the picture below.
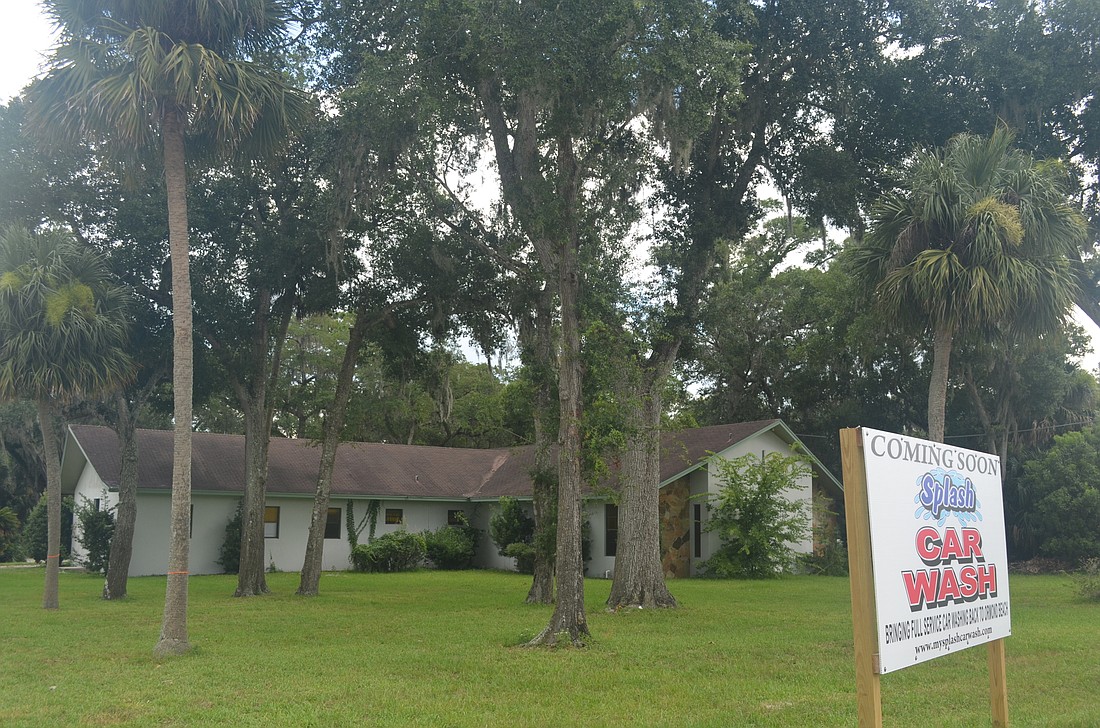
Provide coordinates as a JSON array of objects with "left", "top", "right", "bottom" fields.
[
  {"left": 217, "top": 501, "right": 243, "bottom": 574},
  {"left": 489, "top": 496, "right": 534, "bottom": 570},
  {"left": 1018, "top": 426, "right": 1100, "bottom": 566},
  {"left": 701, "top": 451, "right": 811, "bottom": 579},
  {"left": 0, "top": 506, "right": 22, "bottom": 562},
  {"left": 73, "top": 496, "right": 114, "bottom": 574},
  {"left": 504, "top": 542, "right": 535, "bottom": 574},
  {"left": 1075, "top": 558, "right": 1100, "bottom": 602},
  {"left": 350, "top": 531, "right": 425, "bottom": 572},
  {"left": 21, "top": 494, "right": 73, "bottom": 563},
  {"left": 423, "top": 517, "right": 480, "bottom": 570}
]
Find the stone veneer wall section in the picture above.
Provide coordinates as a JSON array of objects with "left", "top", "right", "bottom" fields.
[{"left": 659, "top": 476, "right": 691, "bottom": 578}]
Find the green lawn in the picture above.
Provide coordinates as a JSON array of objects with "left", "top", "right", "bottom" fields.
[{"left": 1, "top": 568, "right": 1096, "bottom": 727}]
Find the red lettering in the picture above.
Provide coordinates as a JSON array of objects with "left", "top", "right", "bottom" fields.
[
  {"left": 936, "top": 567, "right": 962, "bottom": 603},
  {"left": 903, "top": 570, "right": 938, "bottom": 610},
  {"left": 914, "top": 527, "right": 986, "bottom": 566},
  {"left": 958, "top": 565, "right": 978, "bottom": 598},
  {"left": 916, "top": 527, "right": 941, "bottom": 565},
  {"left": 962, "top": 528, "right": 984, "bottom": 561},
  {"left": 940, "top": 528, "right": 964, "bottom": 561},
  {"left": 902, "top": 564, "right": 998, "bottom": 611},
  {"left": 977, "top": 564, "right": 997, "bottom": 596}
]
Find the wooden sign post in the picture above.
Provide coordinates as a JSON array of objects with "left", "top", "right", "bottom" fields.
[
  {"left": 840, "top": 427, "right": 1011, "bottom": 727},
  {"left": 840, "top": 428, "right": 882, "bottom": 727}
]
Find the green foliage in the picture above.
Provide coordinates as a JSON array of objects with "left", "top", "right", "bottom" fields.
[
  {"left": 217, "top": 501, "right": 243, "bottom": 575},
  {"left": 488, "top": 496, "right": 533, "bottom": 556},
  {"left": 27, "top": 0, "right": 310, "bottom": 160},
  {"left": 503, "top": 542, "right": 536, "bottom": 575},
  {"left": 73, "top": 496, "right": 114, "bottom": 574},
  {"left": 799, "top": 494, "right": 848, "bottom": 576},
  {"left": 701, "top": 452, "right": 812, "bottom": 579},
  {"left": 21, "top": 493, "right": 73, "bottom": 562},
  {"left": 423, "top": 515, "right": 480, "bottom": 570},
  {"left": 0, "top": 226, "right": 134, "bottom": 405},
  {"left": 345, "top": 499, "right": 379, "bottom": 550},
  {"left": 1074, "top": 559, "right": 1100, "bottom": 602},
  {"left": 1019, "top": 425, "right": 1100, "bottom": 565},
  {"left": 350, "top": 531, "right": 425, "bottom": 573},
  {"left": 0, "top": 505, "right": 21, "bottom": 562}
]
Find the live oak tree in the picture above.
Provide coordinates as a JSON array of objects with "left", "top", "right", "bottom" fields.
[
  {"left": 331, "top": 0, "right": 678, "bottom": 643},
  {"left": 184, "top": 116, "right": 331, "bottom": 598},
  {"left": 295, "top": 105, "right": 511, "bottom": 594},
  {"left": 0, "top": 227, "right": 132, "bottom": 610},
  {"left": 407, "top": 0, "right": 714, "bottom": 645},
  {"left": 29, "top": 0, "right": 307, "bottom": 654},
  {"left": 606, "top": 0, "right": 890, "bottom": 610}
]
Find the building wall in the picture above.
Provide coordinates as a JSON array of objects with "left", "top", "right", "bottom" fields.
[
  {"left": 72, "top": 455, "right": 521, "bottom": 576},
  {"left": 70, "top": 460, "right": 117, "bottom": 566},
  {"left": 71, "top": 426, "right": 819, "bottom": 578},
  {"left": 469, "top": 500, "right": 525, "bottom": 572}
]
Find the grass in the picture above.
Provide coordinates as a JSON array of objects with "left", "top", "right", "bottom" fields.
[{"left": 1, "top": 568, "right": 1097, "bottom": 727}]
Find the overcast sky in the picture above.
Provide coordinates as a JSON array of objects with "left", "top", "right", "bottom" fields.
[{"left": 0, "top": 3, "right": 54, "bottom": 103}]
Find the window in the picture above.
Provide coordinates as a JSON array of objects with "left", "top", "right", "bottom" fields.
[
  {"left": 447, "top": 509, "right": 465, "bottom": 526},
  {"left": 693, "top": 503, "right": 702, "bottom": 559},
  {"left": 385, "top": 508, "right": 403, "bottom": 525},
  {"left": 324, "top": 508, "right": 341, "bottom": 539},
  {"left": 264, "top": 506, "right": 280, "bottom": 538},
  {"left": 605, "top": 503, "right": 618, "bottom": 557},
  {"left": 93, "top": 498, "right": 101, "bottom": 511}
]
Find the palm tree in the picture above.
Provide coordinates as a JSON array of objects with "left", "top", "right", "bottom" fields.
[
  {"left": 0, "top": 227, "right": 133, "bottom": 610},
  {"left": 851, "top": 127, "right": 1087, "bottom": 443},
  {"left": 28, "top": 0, "right": 307, "bottom": 654}
]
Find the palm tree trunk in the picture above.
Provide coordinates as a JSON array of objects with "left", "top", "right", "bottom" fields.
[
  {"left": 298, "top": 311, "right": 369, "bottom": 596},
  {"left": 928, "top": 320, "right": 955, "bottom": 444},
  {"left": 36, "top": 400, "right": 61, "bottom": 610},
  {"left": 155, "top": 106, "right": 193, "bottom": 657},
  {"left": 104, "top": 393, "right": 137, "bottom": 600}
]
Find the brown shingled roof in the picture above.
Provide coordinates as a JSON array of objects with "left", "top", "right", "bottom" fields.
[
  {"left": 65, "top": 417, "right": 837, "bottom": 500},
  {"left": 67, "top": 425, "right": 512, "bottom": 499}
]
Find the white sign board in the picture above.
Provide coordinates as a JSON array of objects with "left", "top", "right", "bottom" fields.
[{"left": 861, "top": 428, "right": 1012, "bottom": 673}]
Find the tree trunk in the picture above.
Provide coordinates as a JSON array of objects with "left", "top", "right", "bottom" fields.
[
  {"left": 527, "top": 156, "right": 588, "bottom": 644},
  {"left": 36, "top": 400, "right": 61, "bottom": 610},
  {"left": 607, "top": 372, "right": 677, "bottom": 610},
  {"left": 235, "top": 404, "right": 272, "bottom": 596},
  {"left": 233, "top": 290, "right": 292, "bottom": 597},
  {"left": 927, "top": 320, "right": 955, "bottom": 444},
  {"left": 526, "top": 284, "right": 555, "bottom": 605},
  {"left": 155, "top": 106, "right": 193, "bottom": 657},
  {"left": 298, "top": 312, "right": 369, "bottom": 596},
  {"left": 104, "top": 393, "right": 137, "bottom": 600}
]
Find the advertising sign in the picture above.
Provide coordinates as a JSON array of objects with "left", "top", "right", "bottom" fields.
[{"left": 860, "top": 428, "right": 1012, "bottom": 673}]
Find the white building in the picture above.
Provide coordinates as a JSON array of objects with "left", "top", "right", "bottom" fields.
[{"left": 61, "top": 419, "right": 841, "bottom": 578}]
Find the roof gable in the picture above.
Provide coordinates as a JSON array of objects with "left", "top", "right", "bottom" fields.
[{"left": 657, "top": 419, "right": 843, "bottom": 493}]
